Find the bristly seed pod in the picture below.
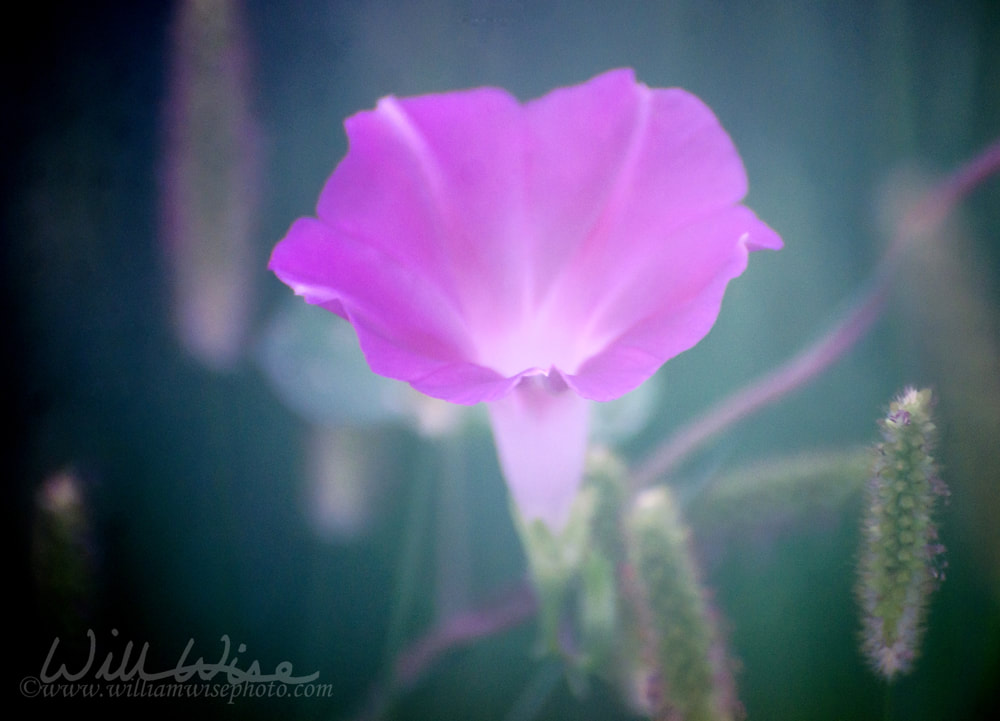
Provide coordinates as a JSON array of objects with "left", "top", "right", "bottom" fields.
[
  {"left": 857, "top": 387, "right": 949, "bottom": 679},
  {"left": 624, "top": 486, "right": 738, "bottom": 721}
]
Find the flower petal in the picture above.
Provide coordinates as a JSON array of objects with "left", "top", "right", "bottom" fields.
[
  {"left": 520, "top": 69, "right": 751, "bottom": 301},
  {"left": 566, "top": 208, "right": 781, "bottom": 400},
  {"left": 316, "top": 85, "right": 530, "bottom": 341},
  {"left": 487, "top": 376, "right": 591, "bottom": 528},
  {"left": 269, "top": 217, "right": 473, "bottom": 386},
  {"left": 509, "top": 69, "right": 779, "bottom": 386},
  {"left": 271, "top": 69, "right": 781, "bottom": 408}
]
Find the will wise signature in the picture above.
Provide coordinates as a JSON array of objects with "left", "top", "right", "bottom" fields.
[{"left": 39, "top": 629, "right": 320, "bottom": 685}]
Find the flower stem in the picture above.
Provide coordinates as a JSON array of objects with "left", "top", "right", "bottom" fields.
[
  {"left": 393, "top": 582, "right": 538, "bottom": 687},
  {"left": 634, "top": 275, "right": 887, "bottom": 488},
  {"left": 353, "top": 582, "right": 537, "bottom": 721}
]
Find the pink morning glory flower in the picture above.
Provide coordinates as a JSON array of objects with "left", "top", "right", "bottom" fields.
[{"left": 269, "top": 68, "right": 781, "bottom": 530}]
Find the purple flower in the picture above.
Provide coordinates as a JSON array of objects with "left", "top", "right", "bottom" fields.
[{"left": 269, "top": 69, "right": 781, "bottom": 529}]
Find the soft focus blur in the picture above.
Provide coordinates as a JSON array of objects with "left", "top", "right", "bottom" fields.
[
  {"left": 7, "top": 1, "right": 998, "bottom": 719},
  {"left": 160, "top": 0, "right": 260, "bottom": 370}
]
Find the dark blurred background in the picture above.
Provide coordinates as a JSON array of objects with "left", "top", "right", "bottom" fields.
[{"left": 5, "top": 1, "right": 999, "bottom": 719}]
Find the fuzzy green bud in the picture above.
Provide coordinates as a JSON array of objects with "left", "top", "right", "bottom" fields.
[
  {"left": 513, "top": 448, "right": 628, "bottom": 670},
  {"left": 857, "top": 387, "right": 949, "bottom": 679},
  {"left": 623, "top": 486, "right": 736, "bottom": 721}
]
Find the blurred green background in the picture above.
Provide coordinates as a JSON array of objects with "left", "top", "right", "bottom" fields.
[{"left": 6, "top": 1, "right": 998, "bottom": 719}]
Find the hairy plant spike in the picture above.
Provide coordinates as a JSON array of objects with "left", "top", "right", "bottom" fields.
[
  {"left": 857, "top": 387, "right": 949, "bottom": 679},
  {"left": 624, "top": 486, "right": 737, "bottom": 721}
]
